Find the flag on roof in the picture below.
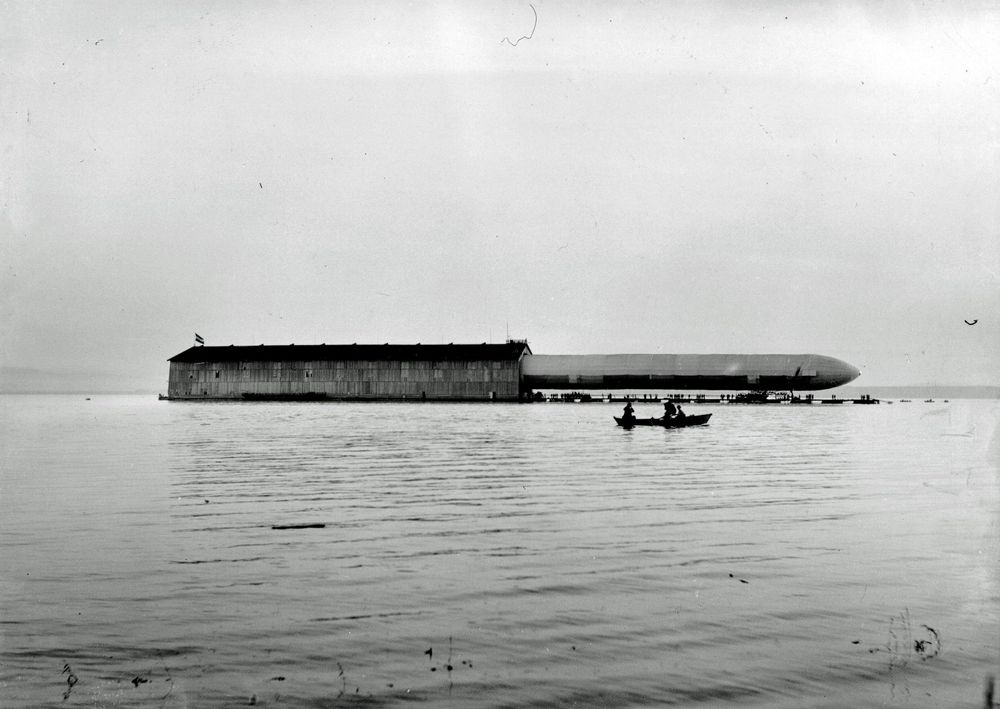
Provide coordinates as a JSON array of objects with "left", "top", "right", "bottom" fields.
[{"left": 194, "top": 333, "right": 205, "bottom": 345}]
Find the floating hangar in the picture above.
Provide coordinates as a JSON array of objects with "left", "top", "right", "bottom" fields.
[{"left": 166, "top": 341, "right": 860, "bottom": 401}]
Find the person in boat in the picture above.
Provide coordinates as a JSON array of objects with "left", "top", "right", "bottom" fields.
[
  {"left": 622, "top": 401, "right": 635, "bottom": 423},
  {"left": 675, "top": 405, "right": 686, "bottom": 419},
  {"left": 663, "top": 401, "right": 677, "bottom": 420}
]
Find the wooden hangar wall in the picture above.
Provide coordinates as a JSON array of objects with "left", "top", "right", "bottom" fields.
[{"left": 166, "top": 343, "right": 531, "bottom": 401}]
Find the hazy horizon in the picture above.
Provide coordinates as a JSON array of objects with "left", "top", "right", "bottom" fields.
[
  {"left": 2, "top": 364, "right": 997, "bottom": 397},
  {"left": 3, "top": 2, "right": 997, "bottom": 390}
]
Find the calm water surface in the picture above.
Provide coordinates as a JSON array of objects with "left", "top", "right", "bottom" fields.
[{"left": 1, "top": 395, "right": 997, "bottom": 707}]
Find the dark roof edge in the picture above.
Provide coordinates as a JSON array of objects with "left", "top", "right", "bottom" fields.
[{"left": 167, "top": 341, "right": 532, "bottom": 363}]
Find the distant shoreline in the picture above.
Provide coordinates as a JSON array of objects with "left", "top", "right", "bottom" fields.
[
  {"left": 2, "top": 386, "right": 997, "bottom": 399},
  {"left": 833, "top": 385, "right": 999, "bottom": 400}
]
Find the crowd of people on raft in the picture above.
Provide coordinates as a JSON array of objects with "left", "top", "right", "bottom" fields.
[{"left": 620, "top": 400, "right": 686, "bottom": 424}]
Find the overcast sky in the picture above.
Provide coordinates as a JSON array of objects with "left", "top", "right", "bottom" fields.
[{"left": 2, "top": 0, "right": 997, "bottom": 390}]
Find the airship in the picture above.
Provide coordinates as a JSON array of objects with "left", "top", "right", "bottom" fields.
[{"left": 521, "top": 353, "right": 860, "bottom": 392}]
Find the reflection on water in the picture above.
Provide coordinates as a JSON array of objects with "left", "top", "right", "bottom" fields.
[{"left": 1, "top": 396, "right": 997, "bottom": 707}]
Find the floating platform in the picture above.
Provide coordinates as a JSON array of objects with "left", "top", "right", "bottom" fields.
[{"left": 544, "top": 394, "right": 884, "bottom": 405}]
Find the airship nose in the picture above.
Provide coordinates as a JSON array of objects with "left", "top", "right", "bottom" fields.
[
  {"left": 836, "top": 360, "right": 862, "bottom": 386},
  {"left": 815, "top": 356, "right": 861, "bottom": 388}
]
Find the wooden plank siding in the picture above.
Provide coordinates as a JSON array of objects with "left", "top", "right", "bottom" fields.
[{"left": 167, "top": 357, "right": 523, "bottom": 400}]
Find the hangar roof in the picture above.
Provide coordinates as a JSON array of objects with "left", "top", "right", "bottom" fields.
[{"left": 168, "top": 342, "right": 532, "bottom": 363}]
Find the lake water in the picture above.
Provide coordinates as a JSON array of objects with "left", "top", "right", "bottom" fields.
[{"left": 1, "top": 395, "right": 997, "bottom": 708}]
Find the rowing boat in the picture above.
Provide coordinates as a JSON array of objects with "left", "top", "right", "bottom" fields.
[{"left": 614, "top": 413, "right": 712, "bottom": 429}]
